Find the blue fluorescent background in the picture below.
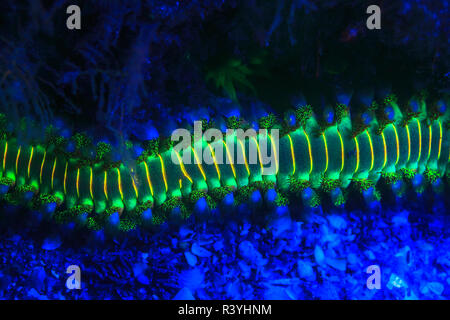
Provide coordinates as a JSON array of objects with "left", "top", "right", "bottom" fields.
[{"left": 0, "top": 0, "right": 448, "bottom": 300}]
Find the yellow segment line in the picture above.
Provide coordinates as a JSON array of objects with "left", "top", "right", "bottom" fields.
[
  {"left": 287, "top": 134, "right": 295, "bottom": 175},
  {"left": 223, "top": 140, "right": 236, "bottom": 179},
  {"left": 322, "top": 133, "right": 329, "bottom": 174},
  {"left": 268, "top": 134, "right": 279, "bottom": 174},
  {"left": 406, "top": 124, "right": 411, "bottom": 162},
  {"left": 191, "top": 146, "right": 206, "bottom": 181},
  {"left": 416, "top": 119, "right": 422, "bottom": 163},
  {"left": 103, "top": 171, "right": 108, "bottom": 201},
  {"left": 354, "top": 136, "right": 360, "bottom": 174},
  {"left": 392, "top": 124, "right": 400, "bottom": 165},
  {"left": 238, "top": 139, "right": 250, "bottom": 177},
  {"left": 131, "top": 170, "right": 138, "bottom": 198},
  {"left": 143, "top": 161, "right": 154, "bottom": 197},
  {"left": 40, "top": 150, "right": 46, "bottom": 184},
  {"left": 174, "top": 150, "right": 193, "bottom": 184},
  {"left": 427, "top": 124, "right": 432, "bottom": 161},
  {"left": 251, "top": 136, "right": 264, "bottom": 176},
  {"left": 117, "top": 168, "right": 124, "bottom": 200},
  {"left": 179, "top": 179, "right": 182, "bottom": 189},
  {"left": 63, "top": 162, "right": 68, "bottom": 194},
  {"left": 207, "top": 143, "right": 221, "bottom": 181},
  {"left": 89, "top": 167, "right": 94, "bottom": 199},
  {"left": 366, "top": 130, "right": 374, "bottom": 172},
  {"left": 438, "top": 121, "right": 442, "bottom": 161},
  {"left": 2, "top": 141, "right": 7, "bottom": 172},
  {"left": 337, "top": 130, "right": 344, "bottom": 173},
  {"left": 303, "top": 129, "right": 313, "bottom": 174},
  {"left": 381, "top": 131, "right": 387, "bottom": 170},
  {"left": 158, "top": 154, "right": 168, "bottom": 192},
  {"left": 191, "top": 146, "right": 207, "bottom": 181},
  {"left": 51, "top": 157, "right": 57, "bottom": 190},
  {"left": 15, "top": 146, "right": 21, "bottom": 174},
  {"left": 28, "top": 146, "right": 34, "bottom": 178},
  {"left": 76, "top": 168, "right": 80, "bottom": 198}
]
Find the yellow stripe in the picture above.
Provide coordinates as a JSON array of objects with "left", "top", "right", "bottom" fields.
[
  {"left": 438, "top": 121, "right": 442, "bottom": 161},
  {"left": 207, "top": 143, "right": 221, "bottom": 181},
  {"left": 89, "top": 167, "right": 94, "bottom": 199},
  {"left": 51, "top": 157, "right": 57, "bottom": 190},
  {"left": 117, "top": 167, "right": 124, "bottom": 200},
  {"left": 322, "top": 133, "right": 329, "bottom": 174},
  {"left": 251, "top": 136, "right": 264, "bottom": 175},
  {"left": 28, "top": 146, "right": 34, "bottom": 178},
  {"left": 15, "top": 146, "right": 21, "bottom": 174},
  {"left": 392, "top": 124, "right": 400, "bottom": 165},
  {"left": 303, "top": 129, "right": 313, "bottom": 174},
  {"left": 337, "top": 130, "right": 344, "bottom": 173},
  {"left": 174, "top": 150, "right": 193, "bottom": 184},
  {"left": 427, "top": 124, "right": 432, "bottom": 161},
  {"left": 268, "top": 134, "right": 279, "bottom": 174},
  {"left": 103, "top": 171, "right": 108, "bottom": 201},
  {"left": 354, "top": 136, "right": 360, "bottom": 174},
  {"left": 191, "top": 146, "right": 207, "bottom": 181},
  {"left": 40, "top": 150, "right": 46, "bottom": 184},
  {"left": 63, "top": 162, "right": 68, "bottom": 194},
  {"left": 131, "top": 170, "right": 138, "bottom": 198},
  {"left": 143, "top": 162, "right": 154, "bottom": 197},
  {"left": 287, "top": 134, "right": 296, "bottom": 175},
  {"left": 381, "top": 131, "right": 387, "bottom": 170},
  {"left": 2, "top": 141, "right": 7, "bottom": 172},
  {"left": 158, "top": 154, "right": 168, "bottom": 192},
  {"left": 416, "top": 119, "right": 422, "bottom": 163},
  {"left": 76, "top": 168, "right": 80, "bottom": 198},
  {"left": 179, "top": 179, "right": 182, "bottom": 189},
  {"left": 366, "top": 130, "right": 374, "bottom": 172},
  {"left": 223, "top": 140, "right": 236, "bottom": 179},
  {"left": 238, "top": 139, "right": 250, "bottom": 176},
  {"left": 406, "top": 124, "right": 411, "bottom": 162}
]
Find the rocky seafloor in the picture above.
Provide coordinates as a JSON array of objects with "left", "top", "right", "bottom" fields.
[{"left": 0, "top": 194, "right": 449, "bottom": 300}]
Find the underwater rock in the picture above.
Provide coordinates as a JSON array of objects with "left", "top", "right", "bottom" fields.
[
  {"left": 313, "top": 283, "right": 340, "bottom": 300},
  {"left": 179, "top": 268, "right": 204, "bottom": 291},
  {"left": 41, "top": 235, "right": 62, "bottom": 250},
  {"left": 226, "top": 280, "right": 241, "bottom": 299},
  {"left": 213, "top": 240, "right": 224, "bottom": 252},
  {"left": 238, "top": 261, "right": 251, "bottom": 279},
  {"left": 31, "top": 266, "right": 46, "bottom": 292},
  {"left": 297, "top": 260, "right": 316, "bottom": 281},
  {"left": 27, "top": 288, "right": 48, "bottom": 300},
  {"left": 392, "top": 211, "right": 410, "bottom": 227},
  {"left": 314, "top": 245, "right": 325, "bottom": 266},
  {"left": 173, "top": 287, "right": 195, "bottom": 300},
  {"left": 364, "top": 250, "right": 376, "bottom": 260},
  {"left": 270, "top": 240, "right": 287, "bottom": 256},
  {"left": 387, "top": 273, "right": 408, "bottom": 289},
  {"left": 421, "top": 282, "right": 444, "bottom": 296},
  {"left": 263, "top": 285, "right": 291, "bottom": 300},
  {"left": 238, "top": 241, "right": 267, "bottom": 267},
  {"left": 347, "top": 253, "right": 361, "bottom": 266},
  {"left": 191, "top": 242, "right": 212, "bottom": 258},
  {"left": 325, "top": 257, "right": 347, "bottom": 272},
  {"left": 240, "top": 223, "right": 251, "bottom": 236},
  {"left": 132, "top": 263, "right": 147, "bottom": 278},
  {"left": 137, "top": 274, "right": 150, "bottom": 285},
  {"left": 184, "top": 252, "right": 198, "bottom": 267},
  {"left": 269, "top": 215, "right": 292, "bottom": 239},
  {"left": 327, "top": 215, "right": 347, "bottom": 230}
]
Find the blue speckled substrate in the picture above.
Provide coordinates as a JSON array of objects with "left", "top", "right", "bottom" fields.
[{"left": 0, "top": 198, "right": 448, "bottom": 300}]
